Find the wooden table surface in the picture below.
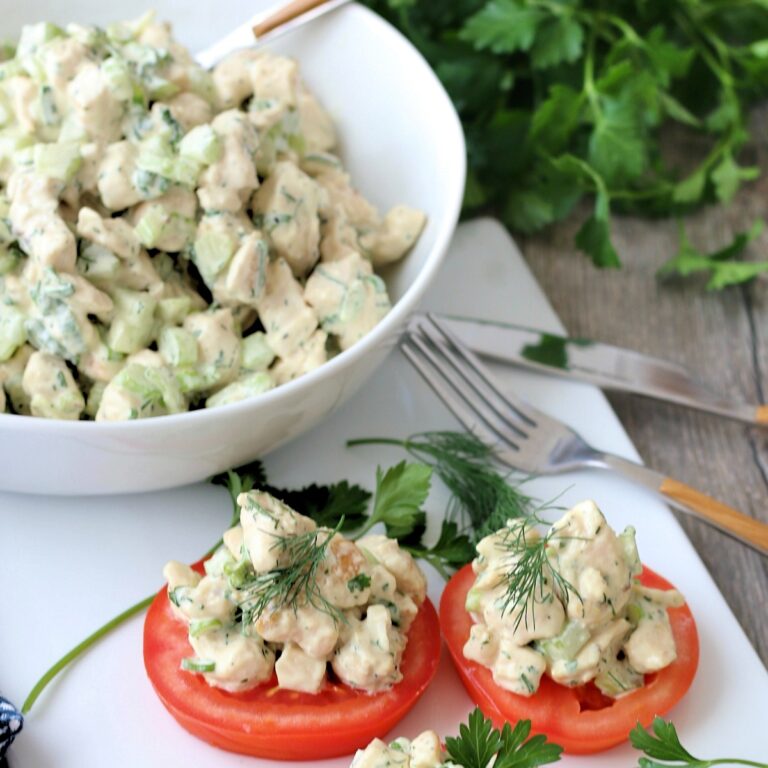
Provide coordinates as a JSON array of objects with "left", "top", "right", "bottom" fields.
[{"left": 520, "top": 167, "right": 768, "bottom": 668}]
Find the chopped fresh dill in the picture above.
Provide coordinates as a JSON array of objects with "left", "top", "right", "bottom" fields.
[
  {"left": 236, "top": 519, "right": 345, "bottom": 626},
  {"left": 494, "top": 509, "right": 582, "bottom": 632}
]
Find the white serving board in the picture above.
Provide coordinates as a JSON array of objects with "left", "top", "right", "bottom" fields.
[{"left": 2, "top": 219, "right": 766, "bottom": 766}]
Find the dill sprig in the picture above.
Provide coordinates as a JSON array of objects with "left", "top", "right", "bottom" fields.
[
  {"left": 348, "top": 431, "right": 534, "bottom": 541},
  {"left": 495, "top": 512, "right": 581, "bottom": 632},
  {"left": 236, "top": 520, "right": 345, "bottom": 626}
]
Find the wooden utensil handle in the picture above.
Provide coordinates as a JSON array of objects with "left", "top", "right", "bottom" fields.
[
  {"left": 253, "top": 0, "right": 330, "bottom": 38},
  {"left": 755, "top": 405, "right": 768, "bottom": 425},
  {"left": 660, "top": 477, "right": 768, "bottom": 555}
]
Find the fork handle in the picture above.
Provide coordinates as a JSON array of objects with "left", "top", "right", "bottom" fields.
[{"left": 659, "top": 477, "right": 768, "bottom": 556}]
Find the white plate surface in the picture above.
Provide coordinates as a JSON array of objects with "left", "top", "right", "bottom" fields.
[{"left": 2, "top": 219, "right": 767, "bottom": 766}]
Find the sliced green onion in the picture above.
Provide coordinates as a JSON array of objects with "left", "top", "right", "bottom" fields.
[
  {"left": 189, "top": 619, "right": 222, "bottom": 638},
  {"left": 181, "top": 657, "right": 216, "bottom": 673}
]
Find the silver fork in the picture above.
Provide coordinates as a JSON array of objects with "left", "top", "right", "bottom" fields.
[{"left": 403, "top": 313, "right": 768, "bottom": 557}]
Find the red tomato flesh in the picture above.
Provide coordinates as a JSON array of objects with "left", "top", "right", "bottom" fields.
[
  {"left": 440, "top": 563, "right": 699, "bottom": 754},
  {"left": 144, "top": 561, "right": 441, "bottom": 760}
]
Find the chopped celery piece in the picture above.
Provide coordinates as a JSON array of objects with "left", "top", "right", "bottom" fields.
[
  {"left": 241, "top": 332, "right": 274, "bottom": 372},
  {"left": 595, "top": 660, "right": 643, "bottom": 698},
  {"left": 33, "top": 141, "right": 82, "bottom": 182},
  {"left": 627, "top": 602, "right": 644, "bottom": 627},
  {"left": 136, "top": 135, "right": 174, "bottom": 177},
  {"left": 106, "top": 21, "right": 134, "bottom": 44},
  {"left": 136, "top": 135, "right": 201, "bottom": 187},
  {"left": 535, "top": 621, "right": 591, "bottom": 663},
  {"left": 78, "top": 243, "right": 119, "bottom": 282},
  {"left": 465, "top": 587, "right": 483, "bottom": 613},
  {"left": 188, "top": 67, "right": 216, "bottom": 105},
  {"left": 115, "top": 363, "right": 186, "bottom": 416},
  {"left": 223, "top": 558, "right": 253, "bottom": 589},
  {"left": 146, "top": 76, "right": 180, "bottom": 101},
  {"left": 0, "top": 305, "right": 26, "bottom": 361},
  {"left": 158, "top": 296, "right": 192, "bottom": 325},
  {"left": 205, "top": 372, "right": 273, "bottom": 408},
  {"left": 192, "top": 231, "right": 234, "bottom": 285},
  {"left": 159, "top": 326, "right": 198, "bottom": 367},
  {"left": 204, "top": 547, "right": 235, "bottom": 577},
  {"left": 57, "top": 114, "right": 88, "bottom": 143},
  {"left": 619, "top": 526, "right": 641, "bottom": 576},
  {"left": 180, "top": 657, "right": 215, "bottom": 673},
  {"left": 189, "top": 619, "right": 223, "bottom": 638},
  {"left": 101, "top": 56, "right": 136, "bottom": 101},
  {"left": 0, "top": 60, "right": 24, "bottom": 81},
  {"left": 179, "top": 125, "right": 221, "bottom": 165},
  {"left": 107, "top": 289, "right": 157, "bottom": 354},
  {"left": 134, "top": 205, "right": 167, "bottom": 248},
  {"left": 175, "top": 365, "right": 208, "bottom": 394},
  {"left": 85, "top": 380, "right": 107, "bottom": 419},
  {"left": 16, "top": 22, "right": 64, "bottom": 58}
]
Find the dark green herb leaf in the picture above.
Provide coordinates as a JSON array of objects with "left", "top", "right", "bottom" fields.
[
  {"left": 445, "top": 708, "right": 562, "bottom": 768},
  {"left": 264, "top": 481, "right": 371, "bottom": 532},
  {"left": 659, "top": 220, "right": 767, "bottom": 289},
  {"left": 460, "top": 0, "right": 545, "bottom": 54},
  {"left": 575, "top": 189, "right": 620, "bottom": 268},
  {"left": 368, "top": 461, "right": 432, "bottom": 538}
]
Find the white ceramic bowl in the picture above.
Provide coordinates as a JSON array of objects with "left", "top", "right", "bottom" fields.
[{"left": 0, "top": 3, "right": 465, "bottom": 495}]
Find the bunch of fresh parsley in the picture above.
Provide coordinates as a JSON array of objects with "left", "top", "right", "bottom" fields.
[{"left": 364, "top": 0, "right": 768, "bottom": 286}]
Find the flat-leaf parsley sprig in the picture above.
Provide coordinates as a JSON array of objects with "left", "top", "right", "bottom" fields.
[
  {"left": 444, "top": 707, "right": 563, "bottom": 768},
  {"left": 363, "top": 0, "right": 768, "bottom": 287},
  {"left": 630, "top": 717, "right": 768, "bottom": 768}
]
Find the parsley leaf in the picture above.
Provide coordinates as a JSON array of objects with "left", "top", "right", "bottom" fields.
[
  {"left": 356, "top": 461, "right": 432, "bottom": 539},
  {"left": 445, "top": 708, "right": 502, "bottom": 768},
  {"left": 362, "top": 0, "right": 768, "bottom": 285},
  {"left": 659, "top": 220, "right": 766, "bottom": 290},
  {"left": 445, "top": 708, "right": 562, "bottom": 768},
  {"left": 629, "top": 718, "right": 699, "bottom": 765},
  {"left": 629, "top": 716, "right": 768, "bottom": 767},
  {"left": 460, "top": 0, "right": 545, "bottom": 54}
]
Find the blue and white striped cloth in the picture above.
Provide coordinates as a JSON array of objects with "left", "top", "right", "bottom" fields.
[{"left": 0, "top": 696, "right": 22, "bottom": 759}]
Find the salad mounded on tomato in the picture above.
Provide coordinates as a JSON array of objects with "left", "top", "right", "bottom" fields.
[
  {"left": 144, "top": 490, "right": 441, "bottom": 760},
  {"left": 440, "top": 502, "right": 699, "bottom": 755}
]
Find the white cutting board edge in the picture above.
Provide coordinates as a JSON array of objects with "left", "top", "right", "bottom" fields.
[{"left": 2, "top": 218, "right": 766, "bottom": 767}]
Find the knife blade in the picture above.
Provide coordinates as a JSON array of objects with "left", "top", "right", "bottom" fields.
[{"left": 437, "top": 314, "right": 768, "bottom": 427}]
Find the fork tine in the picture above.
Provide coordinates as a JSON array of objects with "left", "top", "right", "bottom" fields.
[
  {"left": 401, "top": 335, "right": 521, "bottom": 453},
  {"left": 423, "top": 313, "right": 550, "bottom": 428},
  {"left": 407, "top": 322, "right": 530, "bottom": 441},
  {"left": 412, "top": 314, "right": 543, "bottom": 436}
]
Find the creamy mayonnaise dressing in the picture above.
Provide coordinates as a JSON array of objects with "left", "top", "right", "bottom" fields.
[
  {"left": 164, "top": 490, "right": 427, "bottom": 694},
  {"left": 0, "top": 13, "right": 426, "bottom": 420},
  {"left": 463, "top": 500, "right": 684, "bottom": 698}
]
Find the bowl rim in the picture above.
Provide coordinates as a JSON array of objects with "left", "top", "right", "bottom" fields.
[{"left": 0, "top": 3, "right": 466, "bottom": 436}]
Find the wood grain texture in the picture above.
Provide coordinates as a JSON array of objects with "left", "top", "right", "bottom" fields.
[{"left": 520, "top": 114, "right": 768, "bottom": 666}]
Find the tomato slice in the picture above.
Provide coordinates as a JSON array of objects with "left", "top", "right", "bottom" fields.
[
  {"left": 440, "top": 563, "right": 699, "bottom": 754},
  {"left": 144, "top": 561, "right": 441, "bottom": 760}
]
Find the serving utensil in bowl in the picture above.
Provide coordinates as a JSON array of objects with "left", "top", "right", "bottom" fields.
[{"left": 0, "top": 4, "right": 465, "bottom": 494}]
